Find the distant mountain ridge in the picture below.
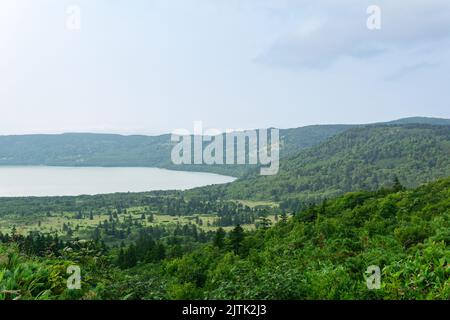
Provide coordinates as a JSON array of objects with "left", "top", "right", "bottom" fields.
[
  {"left": 384, "top": 117, "right": 450, "bottom": 126},
  {"left": 0, "top": 117, "right": 448, "bottom": 178}
]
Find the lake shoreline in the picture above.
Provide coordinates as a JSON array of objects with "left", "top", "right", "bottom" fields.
[{"left": 0, "top": 166, "right": 236, "bottom": 197}]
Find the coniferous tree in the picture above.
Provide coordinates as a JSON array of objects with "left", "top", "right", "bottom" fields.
[
  {"left": 228, "top": 224, "right": 245, "bottom": 254},
  {"left": 393, "top": 175, "right": 405, "bottom": 192},
  {"left": 213, "top": 227, "right": 226, "bottom": 249}
]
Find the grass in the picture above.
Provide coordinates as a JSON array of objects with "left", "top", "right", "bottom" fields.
[
  {"left": 0, "top": 207, "right": 278, "bottom": 239},
  {"left": 235, "top": 200, "right": 278, "bottom": 208}
]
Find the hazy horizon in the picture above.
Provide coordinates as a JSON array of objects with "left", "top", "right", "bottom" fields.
[
  {"left": 1, "top": 0, "right": 450, "bottom": 135},
  {"left": 0, "top": 115, "right": 448, "bottom": 137}
]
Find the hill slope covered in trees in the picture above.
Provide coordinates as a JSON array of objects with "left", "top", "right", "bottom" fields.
[
  {"left": 194, "top": 124, "right": 450, "bottom": 205},
  {"left": 0, "top": 117, "right": 448, "bottom": 178},
  {"left": 1, "top": 176, "right": 449, "bottom": 299},
  {"left": 156, "top": 177, "right": 450, "bottom": 299},
  {"left": 0, "top": 126, "right": 352, "bottom": 177}
]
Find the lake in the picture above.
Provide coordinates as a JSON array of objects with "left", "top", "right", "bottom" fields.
[{"left": 0, "top": 166, "right": 236, "bottom": 197}]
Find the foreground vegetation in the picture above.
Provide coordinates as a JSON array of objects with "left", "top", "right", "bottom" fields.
[{"left": 1, "top": 176, "right": 449, "bottom": 299}]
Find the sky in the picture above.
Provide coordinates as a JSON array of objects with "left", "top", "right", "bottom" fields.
[{"left": 0, "top": 0, "right": 450, "bottom": 135}]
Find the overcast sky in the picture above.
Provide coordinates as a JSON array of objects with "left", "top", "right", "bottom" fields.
[{"left": 1, "top": 0, "right": 450, "bottom": 135}]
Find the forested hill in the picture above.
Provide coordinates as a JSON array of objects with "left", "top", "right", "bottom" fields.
[
  {"left": 386, "top": 116, "right": 450, "bottom": 126},
  {"left": 0, "top": 132, "right": 173, "bottom": 167},
  {"left": 195, "top": 124, "right": 450, "bottom": 204},
  {"left": 160, "top": 177, "right": 450, "bottom": 299},
  {"left": 0, "top": 117, "right": 448, "bottom": 178},
  {"left": 1, "top": 174, "right": 450, "bottom": 299},
  {"left": 0, "top": 125, "right": 354, "bottom": 177}
]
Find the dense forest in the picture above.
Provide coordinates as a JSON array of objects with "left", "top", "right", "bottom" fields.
[
  {"left": 1, "top": 176, "right": 449, "bottom": 299},
  {"left": 197, "top": 124, "right": 450, "bottom": 205}
]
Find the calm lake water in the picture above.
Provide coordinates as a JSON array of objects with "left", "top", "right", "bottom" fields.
[{"left": 0, "top": 166, "right": 236, "bottom": 197}]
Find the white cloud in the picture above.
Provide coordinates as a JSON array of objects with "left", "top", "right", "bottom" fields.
[{"left": 257, "top": 0, "right": 450, "bottom": 69}]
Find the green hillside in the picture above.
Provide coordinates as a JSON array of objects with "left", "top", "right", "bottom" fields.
[
  {"left": 161, "top": 177, "right": 450, "bottom": 299},
  {"left": 0, "top": 117, "right": 447, "bottom": 178},
  {"left": 0, "top": 133, "right": 173, "bottom": 167},
  {"left": 197, "top": 124, "right": 450, "bottom": 204},
  {"left": 1, "top": 176, "right": 449, "bottom": 299},
  {"left": 0, "top": 126, "right": 353, "bottom": 177},
  {"left": 386, "top": 117, "right": 450, "bottom": 126}
]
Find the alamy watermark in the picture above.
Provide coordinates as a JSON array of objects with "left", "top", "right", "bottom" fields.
[
  {"left": 67, "top": 265, "right": 81, "bottom": 290},
  {"left": 66, "top": 5, "right": 81, "bottom": 31},
  {"left": 171, "top": 121, "right": 279, "bottom": 175},
  {"left": 64, "top": 4, "right": 381, "bottom": 32},
  {"left": 365, "top": 265, "right": 381, "bottom": 290},
  {"left": 367, "top": 5, "right": 381, "bottom": 30}
]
